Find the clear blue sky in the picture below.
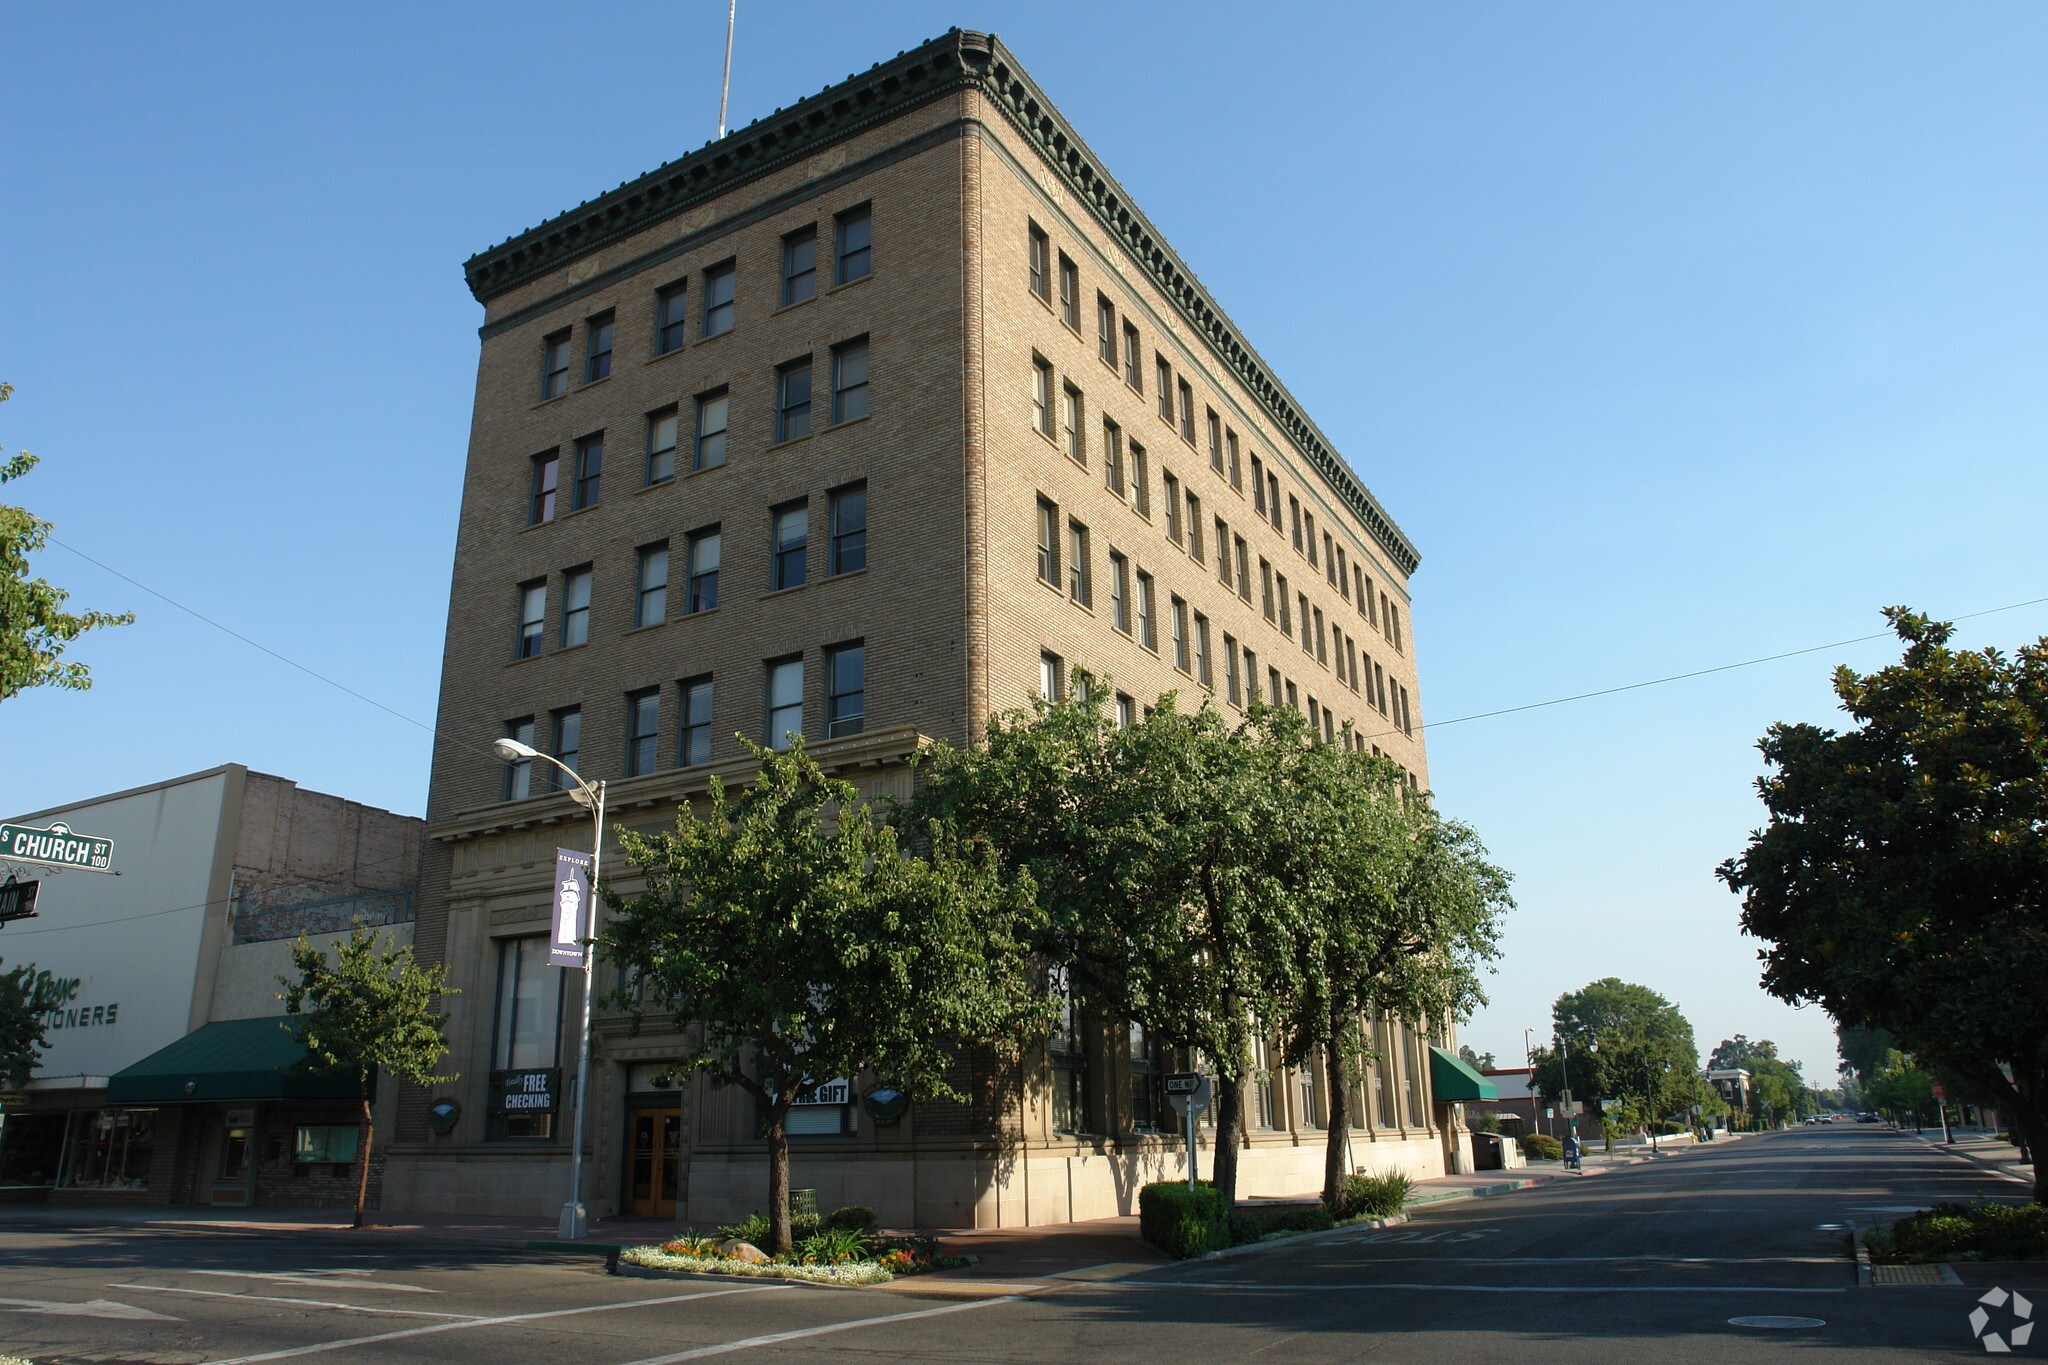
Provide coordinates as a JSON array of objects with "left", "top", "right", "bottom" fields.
[{"left": 6, "top": 2, "right": 2045, "bottom": 1083}]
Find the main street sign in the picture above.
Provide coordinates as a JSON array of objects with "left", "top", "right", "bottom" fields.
[
  {"left": 0, "top": 878, "right": 39, "bottom": 924},
  {"left": 0, "top": 822, "right": 116, "bottom": 874}
]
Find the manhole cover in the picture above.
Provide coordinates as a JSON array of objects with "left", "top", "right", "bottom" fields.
[
  {"left": 1729, "top": 1316, "right": 1827, "bottom": 1329},
  {"left": 1814, "top": 1223, "right": 1848, "bottom": 1230}
]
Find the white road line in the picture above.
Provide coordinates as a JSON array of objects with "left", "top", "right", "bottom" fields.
[
  {"left": 609, "top": 1295, "right": 1027, "bottom": 1363},
  {"left": 109, "top": 1284, "right": 478, "bottom": 1320},
  {"left": 1307, "top": 1256, "right": 1845, "bottom": 1265},
  {"left": 202, "top": 1285, "right": 780, "bottom": 1364},
  {"left": 1108, "top": 1281, "right": 1848, "bottom": 1294},
  {"left": 189, "top": 1270, "right": 440, "bottom": 1294}
]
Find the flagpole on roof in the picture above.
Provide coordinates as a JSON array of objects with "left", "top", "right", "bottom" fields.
[{"left": 717, "top": 0, "right": 736, "bottom": 139}]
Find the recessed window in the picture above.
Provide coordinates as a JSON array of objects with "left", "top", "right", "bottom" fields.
[
  {"left": 1177, "top": 380, "right": 1195, "bottom": 443},
  {"left": 1171, "top": 596, "right": 1191, "bottom": 673},
  {"left": 655, "top": 282, "right": 689, "bottom": 355},
  {"left": 702, "top": 262, "right": 735, "bottom": 337},
  {"left": 694, "top": 390, "right": 729, "bottom": 471},
  {"left": 1102, "top": 420, "right": 1124, "bottom": 495},
  {"left": 1323, "top": 533, "right": 1336, "bottom": 583},
  {"left": 782, "top": 226, "right": 818, "bottom": 305},
  {"left": 1028, "top": 222, "right": 1050, "bottom": 299},
  {"left": 1163, "top": 471, "right": 1182, "bottom": 544},
  {"left": 1115, "top": 693, "right": 1134, "bottom": 728},
  {"left": 1207, "top": 410, "right": 1223, "bottom": 473},
  {"left": 1038, "top": 651, "right": 1063, "bottom": 700},
  {"left": 1259, "top": 559, "right": 1275, "bottom": 621},
  {"left": 529, "top": 452, "right": 559, "bottom": 525},
  {"left": 777, "top": 359, "right": 812, "bottom": 442},
  {"left": 826, "top": 642, "right": 865, "bottom": 737},
  {"left": 1032, "top": 357, "right": 1053, "bottom": 436},
  {"left": 832, "top": 338, "right": 869, "bottom": 423},
  {"left": 1235, "top": 537, "right": 1251, "bottom": 600},
  {"left": 1299, "top": 594, "right": 1314, "bottom": 657},
  {"left": 585, "top": 312, "right": 614, "bottom": 383},
  {"left": 1314, "top": 607, "right": 1327, "bottom": 664},
  {"left": 1155, "top": 356, "right": 1173, "bottom": 422},
  {"left": 1336, "top": 546, "right": 1349, "bottom": 598},
  {"left": 1226, "top": 430, "right": 1241, "bottom": 489},
  {"left": 1224, "top": 634, "right": 1241, "bottom": 706},
  {"left": 687, "top": 527, "right": 720, "bottom": 613},
  {"left": 516, "top": 580, "right": 546, "bottom": 658},
  {"left": 765, "top": 657, "right": 804, "bottom": 750},
  {"left": 1186, "top": 492, "right": 1204, "bottom": 563},
  {"left": 1268, "top": 473, "right": 1282, "bottom": 529},
  {"left": 1136, "top": 570, "right": 1157, "bottom": 651},
  {"left": 1251, "top": 457, "right": 1266, "bottom": 515},
  {"left": 1058, "top": 253, "right": 1079, "bottom": 329},
  {"left": 626, "top": 689, "right": 660, "bottom": 777},
  {"left": 1130, "top": 443, "right": 1150, "bottom": 516},
  {"left": 551, "top": 707, "right": 581, "bottom": 787},
  {"left": 679, "top": 674, "right": 713, "bottom": 767},
  {"left": 646, "top": 409, "right": 678, "bottom": 485},
  {"left": 835, "top": 205, "right": 872, "bottom": 284},
  {"left": 502, "top": 718, "right": 535, "bottom": 799},
  {"left": 1108, "top": 551, "right": 1130, "bottom": 633},
  {"left": 1289, "top": 496, "right": 1303, "bottom": 551},
  {"left": 1215, "top": 518, "right": 1232, "bottom": 585},
  {"left": 1097, "top": 295, "right": 1117, "bottom": 366},
  {"left": 635, "top": 543, "right": 668, "bottom": 627},
  {"left": 1278, "top": 575, "right": 1293, "bottom": 634},
  {"left": 1061, "top": 385, "right": 1083, "bottom": 464},
  {"left": 1123, "top": 321, "right": 1141, "bottom": 390},
  {"left": 829, "top": 481, "right": 867, "bottom": 574},
  {"left": 1195, "top": 613, "right": 1212, "bottom": 688},
  {"left": 541, "top": 332, "right": 571, "bottom": 400},
  {"left": 1035, "top": 497, "right": 1060, "bottom": 586},
  {"left": 771, "top": 500, "right": 809, "bottom": 591},
  {"left": 1066, "top": 520, "right": 1091, "bottom": 607},
  {"left": 1306, "top": 512, "right": 1318, "bottom": 567},
  {"left": 572, "top": 434, "right": 602, "bottom": 510},
  {"left": 560, "top": 567, "right": 591, "bottom": 647}
]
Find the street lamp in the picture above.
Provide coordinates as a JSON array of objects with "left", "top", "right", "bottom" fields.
[{"left": 492, "top": 737, "right": 605, "bottom": 1241}]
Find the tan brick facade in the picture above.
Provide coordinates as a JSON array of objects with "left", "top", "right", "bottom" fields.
[{"left": 384, "top": 30, "right": 1455, "bottom": 1230}]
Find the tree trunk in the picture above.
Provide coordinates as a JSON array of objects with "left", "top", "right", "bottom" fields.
[
  {"left": 1321, "top": 1009, "right": 1350, "bottom": 1207},
  {"left": 353, "top": 1088, "right": 373, "bottom": 1230},
  {"left": 767, "top": 1104, "right": 793, "bottom": 1255},
  {"left": 1213, "top": 1073, "right": 1242, "bottom": 1208}
]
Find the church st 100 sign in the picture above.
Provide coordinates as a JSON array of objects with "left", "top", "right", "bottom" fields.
[{"left": 1, "top": 822, "right": 116, "bottom": 874}]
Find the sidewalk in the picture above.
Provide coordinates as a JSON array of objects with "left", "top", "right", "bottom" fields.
[{"left": 1897, "top": 1125, "right": 2036, "bottom": 1188}]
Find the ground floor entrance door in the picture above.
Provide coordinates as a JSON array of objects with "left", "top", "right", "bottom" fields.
[
  {"left": 204, "top": 1112, "right": 256, "bottom": 1205},
  {"left": 625, "top": 1107, "right": 682, "bottom": 1217}
]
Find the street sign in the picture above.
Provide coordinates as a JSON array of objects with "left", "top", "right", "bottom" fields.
[
  {"left": 1163, "top": 1072, "right": 1201, "bottom": 1095},
  {"left": 1930, "top": 1082, "right": 1946, "bottom": 1101},
  {"left": 0, "top": 878, "right": 38, "bottom": 924},
  {"left": 1168, "top": 1075, "right": 1212, "bottom": 1119},
  {"left": 0, "top": 821, "right": 115, "bottom": 874}
]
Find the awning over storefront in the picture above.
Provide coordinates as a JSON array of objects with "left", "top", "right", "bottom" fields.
[
  {"left": 106, "top": 1017, "right": 363, "bottom": 1105},
  {"left": 1428, "top": 1046, "right": 1498, "bottom": 1103}
]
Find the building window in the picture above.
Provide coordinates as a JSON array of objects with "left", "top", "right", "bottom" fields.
[
  {"left": 1207, "top": 411, "right": 1223, "bottom": 473},
  {"left": 1108, "top": 551, "right": 1130, "bottom": 633},
  {"left": 1049, "top": 965, "right": 1090, "bottom": 1134},
  {"left": 1357, "top": 567, "right": 1372, "bottom": 622},
  {"left": 1194, "top": 613, "right": 1212, "bottom": 687},
  {"left": 1130, "top": 443, "right": 1150, "bottom": 516},
  {"left": 502, "top": 718, "right": 535, "bottom": 799},
  {"left": 1336, "top": 546, "right": 1349, "bottom": 597},
  {"left": 516, "top": 580, "right": 546, "bottom": 658},
  {"left": 1226, "top": 429, "right": 1242, "bottom": 489},
  {"left": 1102, "top": 420, "right": 1124, "bottom": 495},
  {"left": 1113, "top": 692, "right": 1133, "bottom": 729},
  {"left": 835, "top": 204, "right": 872, "bottom": 283},
  {"left": 1216, "top": 520, "right": 1233, "bottom": 585},
  {"left": 1177, "top": 379, "right": 1195, "bottom": 443},
  {"left": 1374, "top": 1020, "right": 1398, "bottom": 1128},
  {"left": 781, "top": 226, "right": 817, "bottom": 305},
  {"left": 1278, "top": 576, "right": 1292, "bottom": 635},
  {"left": 687, "top": 527, "right": 720, "bottom": 612},
  {"left": 1061, "top": 384, "right": 1083, "bottom": 463},
  {"left": 831, "top": 338, "right": 869, "bottom": 423},
  {"left": 765, "top": 657, "right": 804, "bottom": 750},
  {"left": 1032, "top": 358, "right": 1054, "bottom": 436},
  {"left": 1097, "top": 295, "right": 1117, "bottom": 366},
  {"left": 1323, "top": 534, "right": 1337, "bottom": 583},
  {"left": 694, "top": 390, "right": 729, "bottom": 471},
  {"left": 1136, "top": 571, "right": 1157, "bottom": 650},
  {"left": 1308, "top": 696, "right": 1321, "bottom": 735},
  {"left": 1299, "top": 595, "right": 1313, "bottom": 656},
  {"left": 1306, "top": 512, "right": 1319, "bottom": 567},
  {"left": 655, "top": 282, "right": 688, "bottom": 355},
  {"left": 1387, "top": 601, "right": 1404, "bottom": 653},
  {"left": 1268, "top": 473, "right": 1282, "bottom": 529},
  {"left": 829, "top": 482, "right": 867, "bottom": 574},
  {"left": 679, "top": 674, "right": 713, "bottom": 766},
  {"left": 584, "top": 311, "right": 614, "bottom": 383},
  {"left": 1243, "top": 646, "right": 1259, "bottom": 704},
  {"left": 635, "top": 543, "right": 668, "bottom": 627},
  {"left": 560, "top": 567, "right": 592, "bottom": 648},
  {"left": 1123, "top": 321, "right": 1142, "bottom": 389},
  {"left": 1268, "top": 667, "right": 1283, "bottom": 706},
  {"left": 1038, "top": 650, "right": 1063, "bottom": 700},
  {"left": 1028, "top": 222, "right": 1049, "bottom": 299},
  {"left": 1066, "top": 520, "right": 1091, "bottom": 606},
  {"left": 646, "top": 409, "right": 678, "bottom": 485},
  {"left": 1035, "top": 498, "right": 1060, "bottom": 586},
  {"left": 541, "top": 331, "right": 571, "bottom": 400},
  {"left": 777, "top": 359, "right": 812, "bottom": 442},
  {"left": 1300, "top": 1052, "right": 1325, "bottom": 1129},
  {"left": 1058, "top": 252, "right": 1079, "bottom": 329},
  {"left": 293, "top": 1125, "right": 358, "bottom": 1165},
  {"left": 1286, "top": 679, "right": 1299, "bottom": 711},
  {"left": 626, "top": 689, "right": 660, "bottom": 777},
  {"left": 1129, "top": 1021, "right": 1165, "bottom": 1133},
  {"left": 1163, "top": 471, "right": 1182, "bottom": 544},
  {"left": 1288, "top": 496, "right": 1303, "bottom": 551},
  {"left": 573, "top": 435, "right": 602, "bottom": 510},
  {"left": 1251, "top": 456, "right": 1266, "bottom": 515},
  {"left": 702, "top": 261, "right": 735, "bottom": 337},
  {"left": 491, "top": 936, "right": 562, "bottom": 1139},
  {"left": 1186, "top": 493, "right": 1204, "bottom": 562},
  {"left": 826, "top": 642, "right": 864, "bottom": 737},
  {"left": 550, "top": 707, "right": 580, "bottom": 788},
  {"left": 1171, "top": 596, "right": 1191, "bottom": 673},
  {"left": 1155, "top": 355, "right": 1173, "bottom": 421},
  {"left": 771, "top": 501, "right": 808, "bottom": 590},
  {"left": 1315, "top": 608, "right": 1328, "bottom": 665},
  {"left": 529, "top": 452, "right": 559, "bottom": 525},
  {"left": 1259, "top": 559, "right": 1275, "bottom": 621},
  {"left": 1224, "top": 634, "right": 1241, "bottom": 705}
]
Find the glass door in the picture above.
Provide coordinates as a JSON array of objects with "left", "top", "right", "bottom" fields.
[
  {"left": 625, "top": 1108, "right": 681, "bottom": 1217},
  {"left": 211, "top": 1121, "right": 254, "bottom": 1205}
]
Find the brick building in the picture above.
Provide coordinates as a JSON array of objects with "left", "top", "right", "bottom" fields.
[{"left": 384, "top": 29, "right": 1456, "bottom": 1230}]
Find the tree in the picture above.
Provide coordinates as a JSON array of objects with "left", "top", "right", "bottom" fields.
[
  {"left": 1718, "top": 609, "right": 2048, "bottom": 1199},
  {"left": 1836, "top": 1024, "right": 1896, "bottom": 1085},
  {"left": 1459, "top": 1045, "right": 1497, "bottom": 1071},
  {"left": 278, "top": 924, "right": 458, "bottom": 1228},
  {"left": 600, "top": 739, "right": 1047, "bottom": 1255},
  {"left": 1, "top": 384, "right": 133, "bottom": 702},
  {"left": 1708, "top": 1035, "right": 1778, "bottom": 1071},
  {"left": 1531, "top": 979, "right": 1701, "bottom": 1142},
  {"left": 0, "top": 960, "right": 58, "bottom": 1092},
  {"left": 909, "top": 689, "right": 1314, "bottom": 1209}
]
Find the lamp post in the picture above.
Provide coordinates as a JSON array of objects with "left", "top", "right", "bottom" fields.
[{"left": 493, "top": 737, "right": 605, "bottom": 1241}]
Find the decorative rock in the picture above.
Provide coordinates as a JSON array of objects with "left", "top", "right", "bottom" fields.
[{"left": 718, "top": 1239, "right": 770, "bottom": 1263}]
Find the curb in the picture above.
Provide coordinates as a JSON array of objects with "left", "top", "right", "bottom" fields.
[
  {"left": 1853, "top": 1226, "right": 1873, "bottom": 1286},
  {"left": 1898, "top": 1131, "right": 2033, "bottom": 1188}
]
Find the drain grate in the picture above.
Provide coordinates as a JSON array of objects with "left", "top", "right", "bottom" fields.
[{"left": 1874, "top": 1263, "right": 1946, "bottom": 1284}]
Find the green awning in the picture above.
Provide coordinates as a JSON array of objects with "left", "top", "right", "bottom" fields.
[
  {"left": 1428, "top": 1046, "right": 1498, "bottom": 1103},
  {"left": 106, "top": 1016, "right": 366, "bottom": 1105}
]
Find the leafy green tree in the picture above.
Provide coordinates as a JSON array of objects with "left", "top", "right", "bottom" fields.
[
  {"left": 278, "top": 924, "right": 458, "bottom": 1228},
  {"left": 0, "top": 960, "right": 60, "bottom": 1092},
  {"left": 1532, "top": 979, "right": 1702, "bottom": 1142},
  {"left": 1, "top": 385, "right": 133, "bottom": 702},
  {"left": 1708, "top": 1035, "right": 1778, "bottom": 1070},
  {"left": 1836, "top": 1024, "right": 1896, "bottom": 1086},
  {"left": 1718, "top": 609, "right": 2048, "bottom": 1199},
  {"left": 601, "top": 740, "right": 1047, "bottom": 1255},
  {"left": 1458, "top": 1045, "right": 1498, "bottom": 1071}
]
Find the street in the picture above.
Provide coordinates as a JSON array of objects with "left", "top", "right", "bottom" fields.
[{"left": 0, "top": 1127, "right": 2032, "bottom": 1364}]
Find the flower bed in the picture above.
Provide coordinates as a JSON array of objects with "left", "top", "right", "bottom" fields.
[{"left": 620, "top": 1231, "right": 967, "bottom": 1285}]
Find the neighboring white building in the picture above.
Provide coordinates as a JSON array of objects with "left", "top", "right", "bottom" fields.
[{"left": 0, "top": 766, "right": 420, "bottom": 1208}]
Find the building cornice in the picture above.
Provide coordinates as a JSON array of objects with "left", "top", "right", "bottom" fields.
[{"left": 462, "top": 29, "right": 1421, "bottom": 577}]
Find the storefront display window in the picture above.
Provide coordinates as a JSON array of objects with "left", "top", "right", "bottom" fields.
[
  {"left": 490, "top": 936, "right": 562, "bottom": 1139},
  {"left": 59, "top": 1109, "right": 156, "bottom": 1189}
]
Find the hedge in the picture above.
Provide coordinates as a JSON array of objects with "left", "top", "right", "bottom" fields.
[{"left": 1140, "top": 1180, "right": 1230, "bottom": 1259}]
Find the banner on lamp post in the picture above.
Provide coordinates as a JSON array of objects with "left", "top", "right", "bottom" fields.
[{"left": 551, "top": 848, "right": 593, "bottom": 968}]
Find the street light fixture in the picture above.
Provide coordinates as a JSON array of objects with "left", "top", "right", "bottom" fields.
[{"left": 492, "top": 735, "right": 605, "bottom": 1240}]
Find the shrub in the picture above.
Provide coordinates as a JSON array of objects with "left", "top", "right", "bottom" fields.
[
  {"left": 1335, "top": 1171, "right": 1413, "bottom": 1220},
  {"left": 1140, "top": 1180, "right": 1229, "bottom": 1259},
  {"left": 715, "top": 1212, "right": 771, "bottom": 1243},
  {"left": 796, "top": 1227, "right": 870, "bottom": 1264},
  {"left": 824, "top": 1204, "right": 878, "bottom": 1232},
  {"left": 1886, "top": 1202, "right": 2048, "bottom": 1262},
  {"left": 1521, "top": 1133, "right": 1563, "bottom": 1161}
]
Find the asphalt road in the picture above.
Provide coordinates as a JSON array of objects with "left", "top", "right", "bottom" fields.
[{"left": 0, "top": 1126, "right": 2033, "bottom": 1364}]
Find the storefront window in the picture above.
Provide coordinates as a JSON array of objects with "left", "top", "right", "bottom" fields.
[
  {"left": 53, "top": 1110, "right": 156, "bottom": 1189},
  {"left": 0, "top": 1113, "right": 67, "bottom": 1186},
  {"left": 491, "top": 936, "right": 563, "bottom": 1139},
  {"left": 295, "top": 1125, "right": 361, "bottom": 1163},
  {"left": 1048, "top": 965, "right": 1091, "bottom": 1135}
]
